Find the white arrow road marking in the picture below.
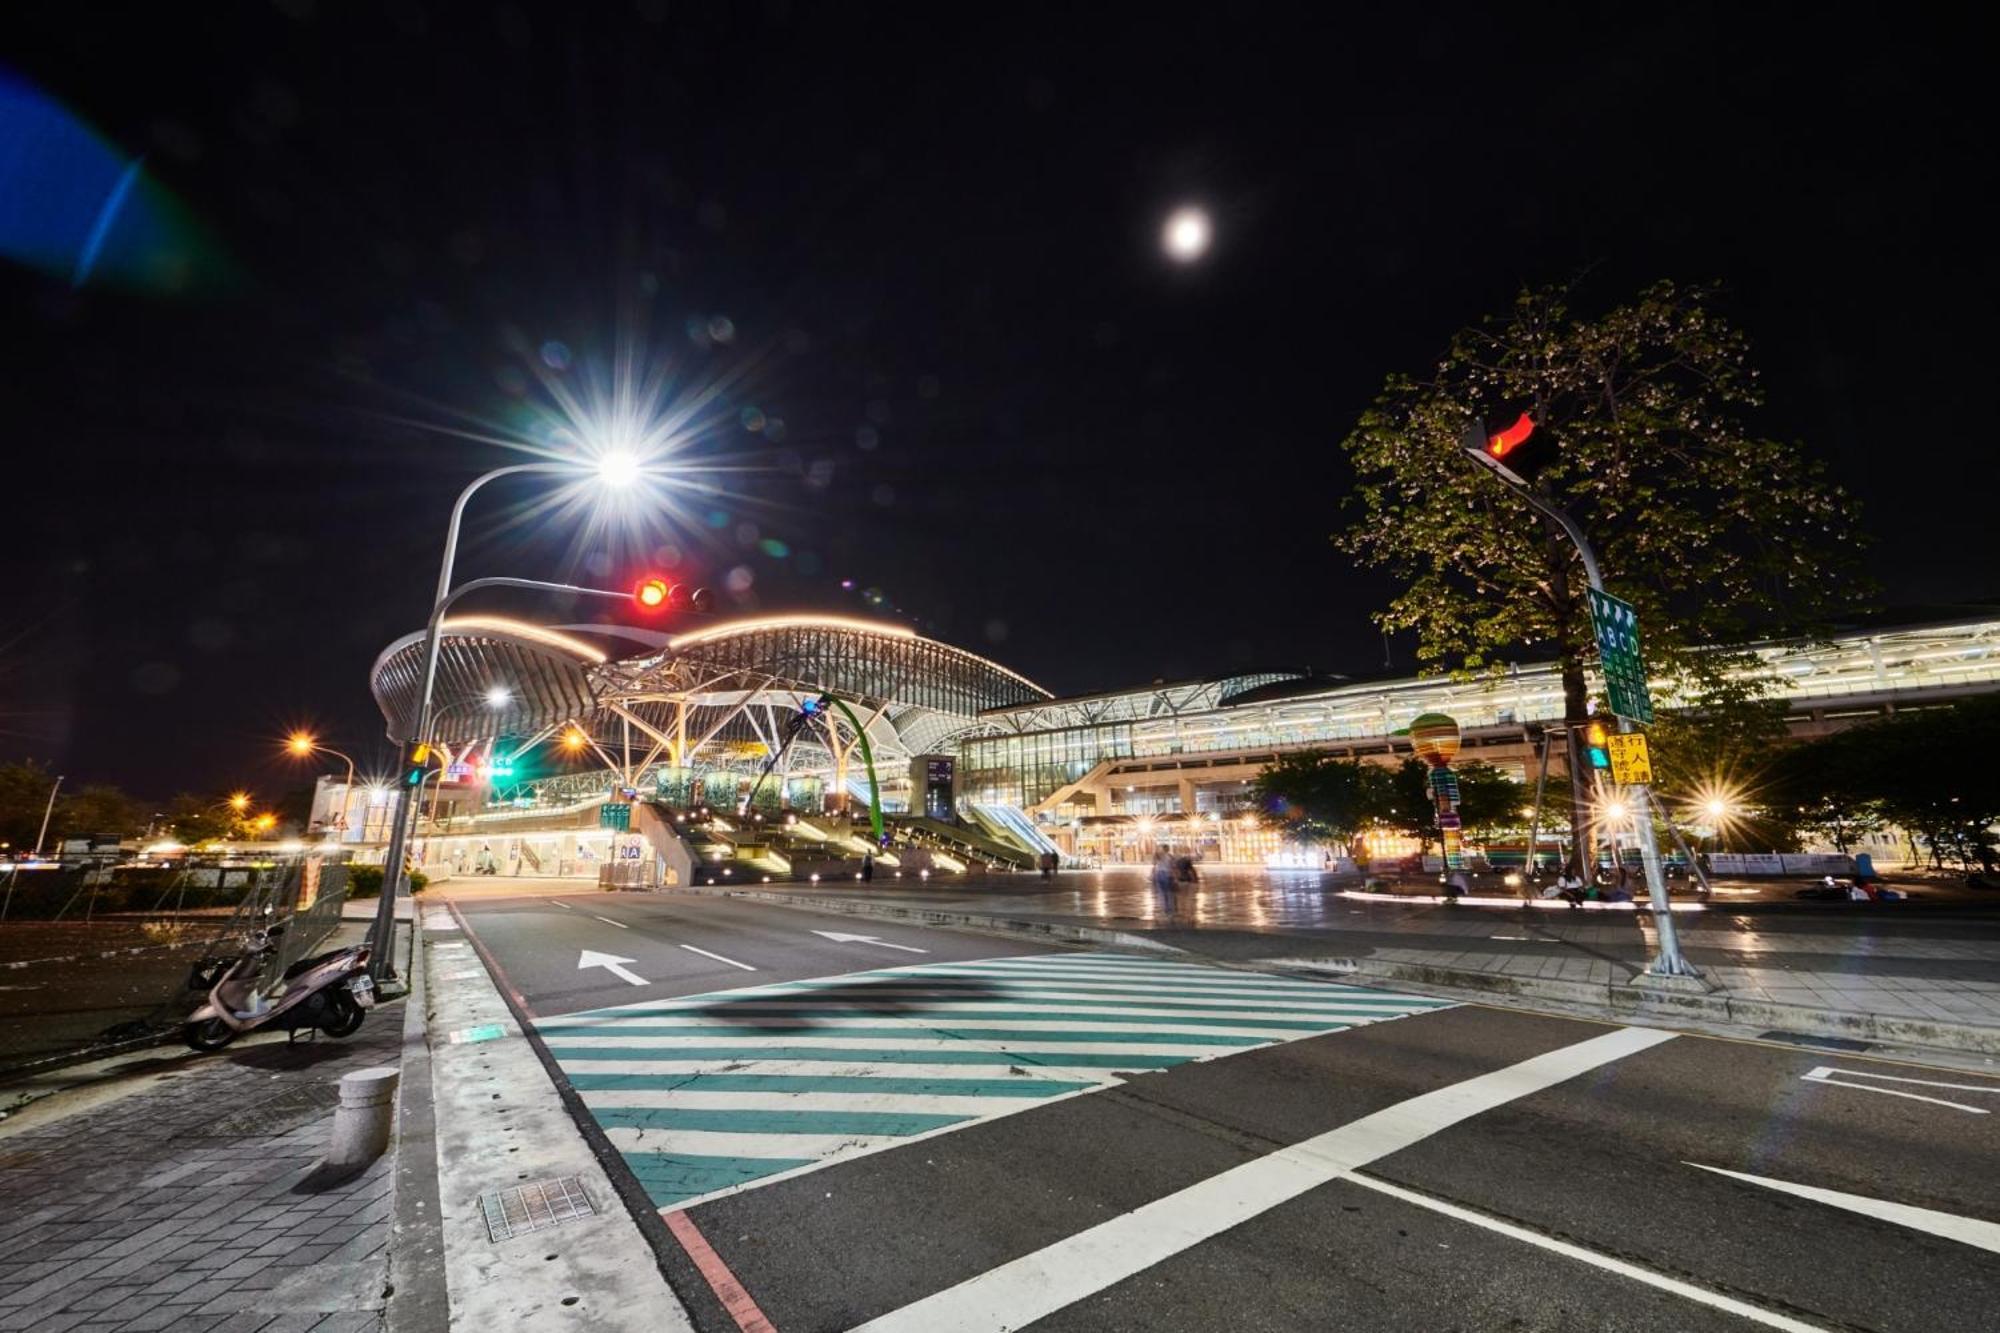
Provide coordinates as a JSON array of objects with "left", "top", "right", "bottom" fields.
[
  {"left": 812, "top": 929, "right": 928, "bottom": 954},
  {"left": 578, "top": 949, "right": 648, "bottom": 986},
  {"left": 1690, "top": 1163, "right": 2000, "bottom": 1254},
  {"left": 680, "top": 944, "right": 756, "bottom": 972},
  {"left": 1802, "top": 1064, "right": 1994, "bottom": 1114}
]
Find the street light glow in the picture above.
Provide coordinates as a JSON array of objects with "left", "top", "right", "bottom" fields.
[
  {"left": 596, "top": 451, "right": 642, "bottom": 485},
  {"left": 1162, "top": 206, "right": 1212, "bottom": 262},
  {"left": 228, "top": 792, "right": 251, "bottom": 812},
  {"left": 287, "top": 732, "right": 315, "bottom": 756},
  {"left": 485, "top": 685, "right": 512, "bottom": 708}
]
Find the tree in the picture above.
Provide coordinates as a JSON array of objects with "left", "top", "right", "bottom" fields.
[
  {"left": 1250, "top": 753, "right": 1382, "bottom": 852},
  {"left": 1339, "top": 281, "right": 1868, "bottom": 867},
  {"left": 1454, "top": 761, "right": 1530, "bottom": 839},
  {"left": 161, "top": 792, "right": 237, "bottom": 845},
  {"left": 0, "top": 760, "right": 63, "bottom": 849},
  {"left": 51, "top": 783, "right": 147, "bottom": 843}
]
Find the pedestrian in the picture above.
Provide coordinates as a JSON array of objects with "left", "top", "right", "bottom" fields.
[
  {"left": 862, "top": 851, "right": 875, "bottom": 882},
  {"left": 1152, "top": 849, "right": 1178, "bottom": 915}
]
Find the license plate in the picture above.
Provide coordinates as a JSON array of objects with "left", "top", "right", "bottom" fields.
[{"left": 349, "top": 976, "right": 376, "bottom": 1008}]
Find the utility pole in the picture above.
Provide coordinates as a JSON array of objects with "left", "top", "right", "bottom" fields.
[
  {"left": 1460, "top": 420, "right": 1699, "bottom": 979},
  {"left": 32, "top": 774, "right": 65, "bottom": 859}
]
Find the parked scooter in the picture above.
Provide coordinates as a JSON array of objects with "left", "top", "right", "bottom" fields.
[{"left": 183, "top": 925, "right": 375, "bottom": 1052}]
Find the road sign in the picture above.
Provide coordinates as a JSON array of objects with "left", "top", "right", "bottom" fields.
[
  {"left": 1606, "top": 733, "right": 1653, "bottom": 786},
  {"left": 1587, "top": 588, "right": 1655, "bottom": 724},
  {"left": 599, "top": 801, "right": 631, "bottom": 831}
]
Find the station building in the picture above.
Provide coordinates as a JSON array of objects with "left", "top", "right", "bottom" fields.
[{"left": 342, "top": 611, "right": 2000, "bottom": 874}]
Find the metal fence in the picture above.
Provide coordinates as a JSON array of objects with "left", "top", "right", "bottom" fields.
[{"left": 0, "top": 854, "right": 354, "bottom": 1078}]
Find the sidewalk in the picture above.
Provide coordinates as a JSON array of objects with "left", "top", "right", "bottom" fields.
[
  {"left": 0, "top": 928, "right": 404, "bottom": 1332},
  {"left": 682, "top": 867, "right": 2000, "bottom": 1056}
]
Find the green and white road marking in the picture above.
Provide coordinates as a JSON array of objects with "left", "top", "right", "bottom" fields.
[{"left": 536, "top": 951, "right": 1453, "bottom": 1209}]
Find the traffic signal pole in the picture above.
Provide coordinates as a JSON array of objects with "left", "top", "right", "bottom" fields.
[
  {"left": 1460, "top": 424, "right": 1699, "bottom": 979},
  {"left": 369, "top": 560, "right": 713, "bottom": 985}
]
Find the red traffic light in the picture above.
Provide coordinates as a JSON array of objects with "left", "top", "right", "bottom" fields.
[
  {"left": 1487, "top": 412, "right": 1536, "bottom": 459},
  {"left": 634, "top": 577, "right": 672, "bottom": 610}
]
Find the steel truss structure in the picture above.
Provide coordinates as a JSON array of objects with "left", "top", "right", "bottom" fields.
[{"left": 370, "top": 613, "right": 1052, "bottom": 805}]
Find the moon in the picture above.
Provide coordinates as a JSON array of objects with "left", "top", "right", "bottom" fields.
[{"left": 1161, "top": 206, "right": 1212, "bottom": 262}]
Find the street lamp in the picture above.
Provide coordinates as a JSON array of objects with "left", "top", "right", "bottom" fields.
[
  {"left": 286, "top": 732, "right": 358, "bottom": 833},
  {"left": 1461, "top": 417, "right": 1698, "bottom": 978}
]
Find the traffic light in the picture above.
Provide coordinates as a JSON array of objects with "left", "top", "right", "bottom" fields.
[
  {"left": 1583, "top": 721, "right": 1612, "bottom": 771},
  {"left": 1485, "top": 412, "right": 1535, "bottom": 460},
  {"left": 402, "top": 742, "right": 433, "bottom": 787},
  {"left": 632, "top": 577, "right": 717, "bottom": 614},
  {"left": 1460, "top": 411, "right": 1546, "bottom": 487}
]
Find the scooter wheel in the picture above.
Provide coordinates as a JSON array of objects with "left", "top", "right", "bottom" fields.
[
  {"left": 320, "top": 991, "right": 365, "bottom": 1038},
  {"left": 183, "top": 1018, "right": 238, "bottom": 1052}
]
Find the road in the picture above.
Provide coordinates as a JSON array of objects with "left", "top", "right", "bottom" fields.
[{"left": 451, "top": 889, "right": 2000, "bottom": 1332}]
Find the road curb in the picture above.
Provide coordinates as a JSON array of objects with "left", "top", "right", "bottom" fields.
[
  {"left": 1259, "top": 956, "right": 2000, "bottom": 1056},
  {"left": 386, "top": 911, "right": 446, "bottom": 1333},
  {"left": 422, "top": 902, "right": 696, "bottom": 1331},
  {"left": 681, "top": 885, "right": 1186, "bottom": 954}
]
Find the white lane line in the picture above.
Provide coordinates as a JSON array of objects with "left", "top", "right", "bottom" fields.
[
  {"left": 553, "top": 900, "right": 578, "bottom": 911},
  {"left": 680, "top": 944, "right": 757, "bottom": 972},
  {"left": 542, "top": 1035, "right": 1244, "bottom": 1057},
  {"left": 1805, "top": 1065, "right": 2000, "bottom": 1094},
  {"left": 556, "top": 1060, "right": 1128, "bottom": 1081},
  {"left": 537, "top": 990, "right": 1414, "bottom": 1021},
  {"left": 851, "top": 1025, "right": 1678, "bottom": 1333},
  {"left": 1802, "top": 1066, "right": 1990, "bottom": 1114},
  {"left": 1343, "top": 1172, "right": 1825, "bottom": 1333},
  {"left": 548, "top": 1015, "right": 1350, "bottom": 1038},
  {"left": 581, "top": 1090, "right": 1081, "bottom": 1116},
  {"left": 592, "top": 914, "right": 629, "bottom": 929},
  {"left": 1689, "top": 1163, "right": 2000, "bottom": 1255},
  {"left": 603, "top": 1126, "right": 911, "bottom": 1157},
  {"left": 559, "top": 1003, "right": 1396, "bottom": 1026}
]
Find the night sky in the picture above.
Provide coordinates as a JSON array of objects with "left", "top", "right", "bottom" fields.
[{"left": 2, "top": 4, "right": 1990, "bottom": 799}]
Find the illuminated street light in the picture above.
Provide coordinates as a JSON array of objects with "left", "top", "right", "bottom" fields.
[
  {"left": 228, "top": 792, "right": 251, "bottom": 814},
  {"left": 1162, "top": 205, "right": 1211, "bottom": 262},
  {"left": 485, "top": 685, "right": 512, "bottom": 709},
  {"left": 284, "top": 731, "right": 359, "bottom": 833},
  {"left": 596, "top": 451, "right": 642, "bottom": 486}
]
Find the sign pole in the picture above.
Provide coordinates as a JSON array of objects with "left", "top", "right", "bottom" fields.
[{"left": 1462, "top": 426, "right": 1698, "bottom": 978}]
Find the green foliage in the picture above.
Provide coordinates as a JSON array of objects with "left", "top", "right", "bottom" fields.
[
  {"left": 1766, "top": 699, "right": 2000, "bottom": 869},
  {"left": 53, "top": 783, "right": 148, "bottom": 842},
  {"left": 1644, "top": 674, "right": 1793, "bottom": 803},
  {"left": 0, "top": 760, "right": 61, "bottom": 849},
  {"left": 1253, "top": 754, "right": 1526, "bottom": 852},
  {"left": 1249, "top": 753, "right": 1382, "bottom": 850},
  {"left": 1453, "top": 761, "right": 1530, "bottom": 837},
  {"left": 345, "top": 864, "right": 430, "bottom": 898},
  {"left": 160, "top": 793, "right": 238, "bottom": 845},
  {"left": 1338, "top": 281, "right": 1868, "bottom": 695}
]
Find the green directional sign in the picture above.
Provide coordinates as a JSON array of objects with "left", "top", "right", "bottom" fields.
[
  {"left": 1587, "top": 588, "right": 1655, "bottom": 725},
  {"left": 598, "top": 801, "right": 631, "bottom": 831}
]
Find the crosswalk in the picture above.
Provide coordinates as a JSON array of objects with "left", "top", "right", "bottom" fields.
[{"left": 535, "top": 951, "right": 1454, "bottom": 1210}]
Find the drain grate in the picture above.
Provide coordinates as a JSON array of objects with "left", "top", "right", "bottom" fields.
[{"left": 481, "top": 1175, "right": 595, "bottom": 1242}]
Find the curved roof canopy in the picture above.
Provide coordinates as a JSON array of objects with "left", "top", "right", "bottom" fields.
[{"left": 370, "top": 613, "right": 1051, "bottom": 755}]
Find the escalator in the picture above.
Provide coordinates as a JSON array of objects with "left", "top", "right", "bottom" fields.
[{"left": 964, "top": 803, "right": 1065, "bottom": 866}]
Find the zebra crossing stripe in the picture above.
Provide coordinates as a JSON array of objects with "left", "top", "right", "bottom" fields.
[{"left": 537, "top": 951, "right": 1450, "bottom": 1210}]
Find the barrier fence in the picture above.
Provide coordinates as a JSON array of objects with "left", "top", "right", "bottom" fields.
[{"left": 0, "top": 855, "right": 353, "bottom": 1078}]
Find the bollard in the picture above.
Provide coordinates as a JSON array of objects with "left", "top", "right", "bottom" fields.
[{"left": 328, "top": 1066, "right": 401, "bottom": 1170}]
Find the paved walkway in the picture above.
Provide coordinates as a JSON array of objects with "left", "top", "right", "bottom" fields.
[
  {"left": 0, "top": 990, "right": 404, "bottom": 1332},
  {"left": 715, "top": 867, "right": 2000, "bottom": 1035}
]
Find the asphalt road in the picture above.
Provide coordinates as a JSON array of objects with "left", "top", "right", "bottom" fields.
[{"left": 452, "top": 891, "right": 2000, "bottom": 1332}]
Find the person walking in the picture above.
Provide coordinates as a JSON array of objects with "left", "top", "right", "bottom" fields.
[{"left": 861, "top": 851, "right": 875, "bottom": 882}]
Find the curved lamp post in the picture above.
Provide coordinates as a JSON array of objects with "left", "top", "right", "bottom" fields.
[{"left": 286, "top": 733, "right": 357, "bottom": 833}]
